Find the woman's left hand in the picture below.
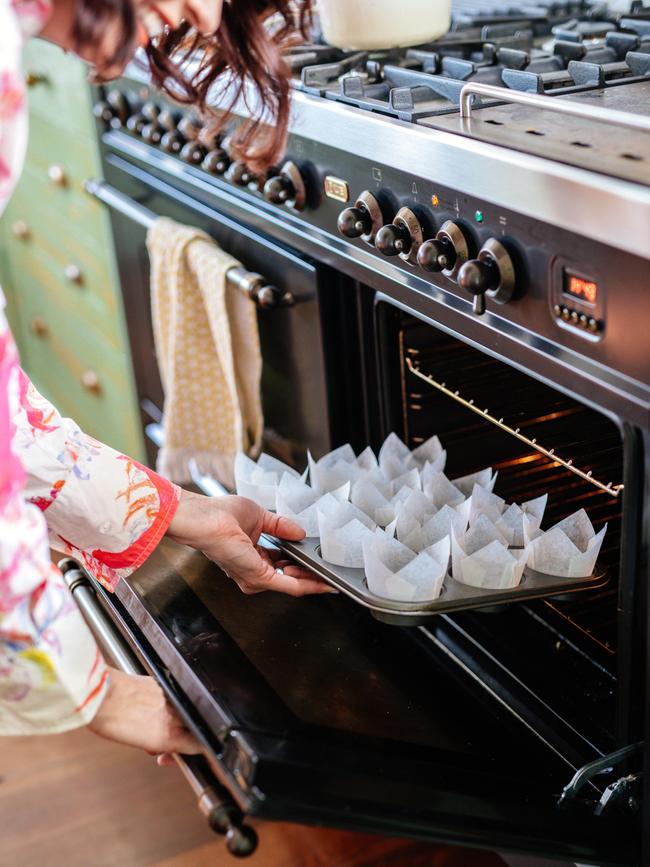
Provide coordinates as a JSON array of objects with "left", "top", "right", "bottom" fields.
[{"left": 166, "top": 490, "right": 334, "bottom": 596}]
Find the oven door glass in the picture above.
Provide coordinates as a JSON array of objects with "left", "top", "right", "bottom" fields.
[{"left": 109, "top": 539, "right": 639, "bottom": 866}]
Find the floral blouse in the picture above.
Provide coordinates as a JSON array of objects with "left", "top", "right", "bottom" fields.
[{"left": 0, "top": 0, "right": 180, "bottom": 734}]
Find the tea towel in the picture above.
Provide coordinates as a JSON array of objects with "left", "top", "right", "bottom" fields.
[{"left": 148, "top": 217, "right": 263, "bottom": 488}]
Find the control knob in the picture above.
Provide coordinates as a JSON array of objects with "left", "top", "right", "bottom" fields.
[
  {"left": 180, "top": 141, "right": 206, "bottom": 165},
  {"left": 177, "top": 115, "right": 202, "bottom": 141},
  {"left": 161, "top": 130, "right": 185, "bottom": 154},
  {"left": 336, "top": 191, "right": 383, "bottom": 244},
  {"left": 141, "top": 101, "right": 160, "bottom": 123},
  {"left": 263, "top": 161, "right": 306, "bottom": 210},
  {"left": 158, "top": 109, "right": 180, "bottom": 132},
  {"left": 227, "top": 160, "right": 257, "bottom": 188},
  {"left": 375, "top": 207, "right": 424, "bottom": 265},
  {"left": 126, "top": 112, "right": 146, "bottom": 135},
  {"left": 94, "top": 91, "right": 130, "bottom": 128},
  {"left": 202, "top": 148, "right": 230, "bottom": 175},
  {"left": 417, "top": 220, "right": 470, "bottom": 280},
  {"left": 141, "top": 122, "right": 163, "bottom": 145},
  {"left": 457, "top": 238, "right": 516, "bottom": 315}
]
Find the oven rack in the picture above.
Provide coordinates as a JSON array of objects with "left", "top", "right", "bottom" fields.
[{"left": 405, "top": 356, "right": 624, "bottom": 499}]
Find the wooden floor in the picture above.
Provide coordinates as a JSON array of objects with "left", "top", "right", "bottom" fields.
[{"left": 0, "top": 729, "right": 506, "bottom": 867}]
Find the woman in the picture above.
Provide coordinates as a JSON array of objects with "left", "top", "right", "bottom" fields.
[{"left": 0, "top": 0, "right": 326, "bottom": 755}]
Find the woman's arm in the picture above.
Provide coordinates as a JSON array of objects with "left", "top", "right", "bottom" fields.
[{"left": 15, "top": 369, "right": 181, "bottom": 591}]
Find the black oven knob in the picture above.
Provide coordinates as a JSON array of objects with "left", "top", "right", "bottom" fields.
[
  {"left": 375, "top": 222, "right": 411, "bottom": 256},
  {"left": 374, "top": 208, "right": 423, "bottom": 265},
  {"left": 338, "top": 205, "right": 372, "bottom": 238},
  {"left": 126, "top": 112, "right": 146, "bottom": 135},
  {"left": 417, "top": 237, "right": 455, "bottom": 272},
  {"left": 227, "top": 160, "right": 256, "bottom": 187},
  {"left": 417, "top": 220, "right": 470, "bottom": 280},
  {"left": 178, "top": 115, "right": 202, "bottom": 141},
  {"left": 264, "top": 173, "right": 294, "bottom": 204},
  {"left": 141, "top": 122, "right": 163, "bottom": 145},
  {"left": 375, "top": 208, "right": 423, "bottom": 264},
  {"left": 457, "top": 238, "right": 515, "bottom": 316},
  {"left": 94, "top": 92, "right": 129, "bottom": 128},
  {"left": 202, "top": 148, "right": 230, "bottom": 175},
  {"left": 263, "top": 161, "right": 306, "bottom": 210},
  {"left": 93, "top": 100, "right": 113, "bottom": 124},
  {"left": 161, "top": 130, "right": 184, "bottom": 154},
  {"left": 180, "top": 141, "right": 206, "bottom": 165},
  {"left": 141, "top": 100, "right": 160, "bottom": 123},
  {"left": 337, "top": 191, "right": 383, "bottom": 243},
  {"left": 158, "top": 109, "right": 180, "bottom": 132}
]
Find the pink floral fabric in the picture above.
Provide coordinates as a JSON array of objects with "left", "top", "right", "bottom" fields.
[{"left": 0, "top": 0, "right": 180, "bottom": 734}]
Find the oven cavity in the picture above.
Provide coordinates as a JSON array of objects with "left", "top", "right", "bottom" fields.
[{"left": 391, "top": 313, "right": 623, "bottom": 657}]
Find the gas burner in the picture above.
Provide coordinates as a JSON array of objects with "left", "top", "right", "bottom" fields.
[{"left": 289, "top": 1, "right": 650, "bottom": 123}]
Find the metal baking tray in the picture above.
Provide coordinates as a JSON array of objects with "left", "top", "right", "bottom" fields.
[{"left": 268, "top": 536, "right": 608, "bottom": 626}]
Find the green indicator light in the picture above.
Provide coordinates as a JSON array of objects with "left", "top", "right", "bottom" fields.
[{"left": 474, "top": 209, "right": 484, "bottom": 223}]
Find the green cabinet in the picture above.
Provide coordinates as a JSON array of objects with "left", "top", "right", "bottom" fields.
[{"left": 0, "top": 40, "right": 145, "bottom": 461}]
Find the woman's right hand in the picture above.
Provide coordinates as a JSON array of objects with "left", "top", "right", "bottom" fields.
[{"left": 87, "top": 668, "right": 201, "bottom": 759}]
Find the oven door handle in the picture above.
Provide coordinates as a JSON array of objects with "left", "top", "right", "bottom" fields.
[
  {"left": 86, "top": 178, "right": 296, "bottom": 309},
  {"left": 61, "top": 563, "right": 259, "bottom": 859}
]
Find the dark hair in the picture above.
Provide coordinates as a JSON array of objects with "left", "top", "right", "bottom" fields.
[{"left": 73, "top": 0, "right": 312, "bottom": 171}]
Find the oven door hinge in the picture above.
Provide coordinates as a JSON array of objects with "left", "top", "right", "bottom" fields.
[{"left": 558, "top": 741, "right": 644, "bottom": 816}]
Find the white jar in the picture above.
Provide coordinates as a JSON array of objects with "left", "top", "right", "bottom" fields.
[{"left": 316, "top": 0, "right": 451, "bottom": 50}]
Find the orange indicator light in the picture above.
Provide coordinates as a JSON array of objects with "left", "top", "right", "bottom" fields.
[{"left": 431, "top": 194, "right": 439, "bottom": 207}]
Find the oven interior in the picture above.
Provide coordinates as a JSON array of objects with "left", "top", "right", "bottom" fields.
[{"left": 374, "top": 302, "right": 631, "bottom": 754}]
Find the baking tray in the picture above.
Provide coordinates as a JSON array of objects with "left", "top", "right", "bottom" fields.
[{"left": 266, "top": 536, "right": 609, "bottom": 626}]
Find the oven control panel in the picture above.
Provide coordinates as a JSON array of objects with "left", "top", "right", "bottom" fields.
[
  {"left": 96, "top": 80, "right": 648, "bottom": 389},
  {"left": 550, "top": 257, "right": 605, "bottom": 339}
]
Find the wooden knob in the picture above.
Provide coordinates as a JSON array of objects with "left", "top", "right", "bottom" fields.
[
  {"left": 31, "top": 316, "right": 48, "bottom": 337},
  {"left": 80, "top": 369, "right": 101, "bottom": 394},
  {"left": 64, "top": 264, "right": 83, "bottom": 285},
  {"left": 12, "top": 219, "right": 30, "bottom": 240},
  {"left": 25, "top": 71, "right": 48, "bottom": 88},
  {"left": 48, "top": 164, "right": 67, "bottom": 187}
]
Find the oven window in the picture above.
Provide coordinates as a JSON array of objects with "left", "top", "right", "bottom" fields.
[{"left": 376, "top": 306, "right": 628, "bottom": 752}]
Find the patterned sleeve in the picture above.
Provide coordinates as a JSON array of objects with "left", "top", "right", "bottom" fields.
[
  {"left": 15, "top": 370, "right": 181, "bottom": 591},
  {"left": 1, "top": 305, "right": 109, "bottom": 735}
]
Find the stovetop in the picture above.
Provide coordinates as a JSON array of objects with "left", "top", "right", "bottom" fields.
[{"left": 287, "top": 0, "right": 650, "bottom": 126}]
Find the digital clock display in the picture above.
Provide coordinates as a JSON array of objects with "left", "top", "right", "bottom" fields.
[{"left": 564, "top": 271, "right": 598, "bottom": 305}]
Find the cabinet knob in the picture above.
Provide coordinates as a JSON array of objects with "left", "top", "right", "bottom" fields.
[
  {"left": 80, "top": 369, "right": 101, "bottom": 394},
  {"left": 25, "top": 71, "right": 48, "bottom": 88},
  {"left": 12, "top": 219, "right": 30, "bottom": 240},
  {"left": 31, "top": 316, "right": 48, "bottom": 337},
  {"left": 64, "top": 264, "right": 83, "bottom": 285},
  {"left": 48, "top": 164, "right": 67, "bottom": 187}
]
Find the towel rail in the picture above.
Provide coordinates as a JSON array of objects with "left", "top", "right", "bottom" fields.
[{"left": 85, "top": 178, "right": 294, "bottom": 308}]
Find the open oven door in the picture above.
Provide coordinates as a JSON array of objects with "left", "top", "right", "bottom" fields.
[{"left": 90, "top": 538, "right": 640, "bottom": 867}]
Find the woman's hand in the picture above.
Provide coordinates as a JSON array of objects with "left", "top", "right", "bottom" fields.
[
  {"left": 166, "top": 491, "right": 334, "bottom": 596},
  {"left": 88, "top": 669, "right": 201, "bottom": 761}
]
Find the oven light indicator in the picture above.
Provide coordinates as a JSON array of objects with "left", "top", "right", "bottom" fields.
[{"left": 564, "top": 272, "right": 598, "bottom": 305}]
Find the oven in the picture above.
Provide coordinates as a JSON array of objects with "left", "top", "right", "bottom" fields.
[
  {"left": 88, "top": 158, "right": 338, "bottom": 470},
  {"left": 80, "top": 72, "right": 650, "bottom": 866}
]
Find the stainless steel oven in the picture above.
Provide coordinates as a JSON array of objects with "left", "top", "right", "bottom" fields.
[{"left": 80, "top": 62, "right": 650, "bottom": 865}]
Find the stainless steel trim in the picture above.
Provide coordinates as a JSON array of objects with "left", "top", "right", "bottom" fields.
[
  {"left": 459, "top": 81, "right": 650, "bottom": 133},
  {"left": 85, "top": 178, "right": 291, "bottom": 306},
  {"left": 286, "top": 92, "right": 650, "bottom": 260},
  {"left": 121, "top": 65, "right": 650, "bottom": 258},
  {"left": 60, "top": 562, "right": 258, "bottom": 855}
]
